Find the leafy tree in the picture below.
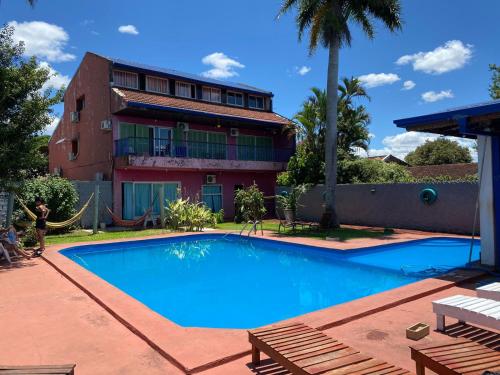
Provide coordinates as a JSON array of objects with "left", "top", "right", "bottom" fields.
[
  {"left": 489, "top": 64, "right": 500, "bottom": 99},
  {"left": 338, "top": 158, "right": 411, "bottom": 184},
  {"left": 405, "top": 138, "right": 472, "bottom": 166},
  {"left": 286, "top": 144, "right": 325, "bottom": 185},
  {"left": 0, "top": 25, "right": 63, "bottom": 191},
  {"left": 234, "top": 184, "right": 267, "bottom": 223},
  {"left": 278, "top": 0, "right": 402, "bottom": 228}
]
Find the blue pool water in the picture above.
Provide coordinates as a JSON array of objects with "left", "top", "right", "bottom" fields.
[{"left": 61, "top": 235, "right": 480, "bottom": 329}]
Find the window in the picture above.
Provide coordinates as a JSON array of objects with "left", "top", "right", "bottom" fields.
[
  {"left": 176, "top": 81, "right": 195, "bottom": 98},
  {"left": 237, "top": 135, "right": 273, "bottom": 161},
  {"left": 202, "top": 185, "right": 222, "bottom": 212},
  {"left": 187, "top": 130, "right": 226, "bottom": 159},
  {"left": 113, "top": 70, "right": 138, "bottom": 89},
  {"left": 76, "top": 96, "right": 85, "bottom": 112},
  {"left": 248, "top": 95, "right": 264, "bottom": 110},
  {"left": 122, "top": 182, "right": 180, "bottom": 219},
  {"left": 71, "top": 139, "right": 79, "bottom": 159},
  {"left": 146, "top": 76, "right": 169, "bottom": 94},
  {"left": 226, "top": 91, "right": 243, "bottom": 106},
  {"left": 202, "top": 87, "right": 221, "bottom": 103}
]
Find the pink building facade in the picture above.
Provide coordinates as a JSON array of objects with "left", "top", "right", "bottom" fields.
[{"left": 49, "top": 52, "right": 294, "bottom": 220}]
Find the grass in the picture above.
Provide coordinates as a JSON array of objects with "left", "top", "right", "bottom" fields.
[{"left": 45, "top": 220, "right": 391, "bottom": 246}]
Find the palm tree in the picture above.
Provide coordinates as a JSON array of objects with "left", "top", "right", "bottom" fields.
[{"left": 278, "top": 0, "right": 402, "bottom": 228}]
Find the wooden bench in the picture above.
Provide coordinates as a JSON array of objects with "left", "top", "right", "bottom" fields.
[
  {"left": 410, "top": 338, "right": 500, "bottom": 375},
  {"left": 0, "top": 364, "right": 75, "bottom": 374},
  {"left": 249, "top": 322, "right": 412, "bottom": 375}
]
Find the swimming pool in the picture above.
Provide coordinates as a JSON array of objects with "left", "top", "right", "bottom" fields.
[{"left": 61, "top": 234, "right": 480, "bottom": 329}]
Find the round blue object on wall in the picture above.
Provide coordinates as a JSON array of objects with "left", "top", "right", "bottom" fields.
[
  {"left": 280, "top": 191, "right": 289, "bottom": 197},
  {"left": 420, "top": 187, "right": 438, "bottom": 205}
]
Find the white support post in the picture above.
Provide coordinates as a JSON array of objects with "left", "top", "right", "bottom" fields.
[{"left": 93, "top": 184, "right": 100, "bottom": 234}]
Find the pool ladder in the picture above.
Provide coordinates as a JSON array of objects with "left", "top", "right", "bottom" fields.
[{"left": 239, "top": 220, "right": 264, "bottom": 236}]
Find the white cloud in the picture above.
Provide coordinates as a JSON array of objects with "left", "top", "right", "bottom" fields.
[
  {"left": 8, "top": 20, "right": 76, "bottom": 62},
  {"left": 358, "top": 73, "right": 400, "bottom": 88},
  {"left": 44, "top": 116, "right": 60, "bottom": 136},
  {"left": 118, "top": 25, "right": 139, "bottom": 35},
  {"left": 421, "top": 90, "right": 454, "bottom": 103},
  {"left": 201, "top": 52, "right": 245, "bottom": 79},
  {"left": 296, "top": 66, "right": 311, "bottom": 76},
  {"left": 396, "top": 40, "right": 473, "bottom": 75},
  {"left": 402, "top": 80, "right": 416, "bottom": 90},
  {"left": 365, "top": 132, "right": 477, "bottom": 161},
  {"left": 39, "top": 62, "right": 70, "bottom": 92}
]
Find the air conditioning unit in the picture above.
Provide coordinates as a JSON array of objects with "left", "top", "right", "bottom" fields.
[
  {"left": 95, "top": 172, "right": 104, "bottom": 181},
  {"left": 70, "top": 111, "right": 80, "bottom": 123},
  {"left": 53, "top": 167, "right": 61, "bottom": 176},
  {"left": 100, "top": 120, "right": 112, "bottom": 130},
  {"left": 230, "top": 128, "right": 239, "bottom": 137},
  {"left": 68, "top": 152, "right": 76, "bottom": 161},
  {"left": 177, "top": 122, "right": 189, "bottom": 132},
  {"left": 206, "top": 175, "right": 216, "bottom": 184}
]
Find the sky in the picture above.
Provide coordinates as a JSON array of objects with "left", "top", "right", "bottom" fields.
[{"left": 1, "top": 0, "right": 499, "bottom": 159}]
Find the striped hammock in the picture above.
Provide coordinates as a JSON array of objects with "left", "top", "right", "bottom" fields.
[{"left": 17, "top": 193, "right": 94, "bottom": 229}]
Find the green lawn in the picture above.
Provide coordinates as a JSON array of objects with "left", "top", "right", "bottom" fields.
[{"left": 45, "top": 220, "right": 390, "bottom": 246}]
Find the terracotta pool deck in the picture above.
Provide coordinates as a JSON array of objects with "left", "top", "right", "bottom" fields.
[{"left": 0, "top": 229, "right": 490, "bottom": 374}]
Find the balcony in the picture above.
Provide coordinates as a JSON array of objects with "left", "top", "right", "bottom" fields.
[{"left": 114, "top": 137, "right": 293, "bottom": 171}]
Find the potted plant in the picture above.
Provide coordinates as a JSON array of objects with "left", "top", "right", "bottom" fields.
[{"left": 276, "top": 185, "right": 306, "bottom": 222}]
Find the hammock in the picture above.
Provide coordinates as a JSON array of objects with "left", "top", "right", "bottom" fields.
[
  {"left": 17, "top": 193, "right": 94, "bottom": 229},
  {"left": 105, "top": 205, "right": 152, "bottom": 227}
]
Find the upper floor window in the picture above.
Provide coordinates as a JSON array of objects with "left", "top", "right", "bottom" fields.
[
  {"left": 227, "top": 91, "right": 243, "bottom": 107},
  {"left": 202, "top": 87, "right": 221, "bottom": 103},
  {"left": 248, "top": 95, "right": 264, "bottom": 110},
  {"left": 176, "top": 81, "right": 196, "bottom": 98},
  {"left": 76, "top": 96, "right": 85, "bottom": 112},
  {"left": 113, "top": 70, "right": 138, "bottom": 89},
  {"left": 146, "top": 76, "right": 169, "bottom": 94}
]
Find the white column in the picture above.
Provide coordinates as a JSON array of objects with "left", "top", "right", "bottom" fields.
[{"left": 478, "top": 135, "right": 495, "bottom": 266}]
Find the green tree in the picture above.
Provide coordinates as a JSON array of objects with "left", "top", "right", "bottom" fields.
[
  {"left": 234, "top": 184, "right": 267, "bottom": 223},
  {"left": 338, "top": 158, "right": 411, "bottom": 184},
  {"left": 489, "top": 64, "right": 500, "bottom": 99},
  {"left": 286, "top": 144, "right": 325, "bottom": 185},
  {"left": 278, "top": 0, "right": 401, "bottom": 227},
  {"left": 0, "top": 25, "right": 63, "bottom": 191},
  {"left": 405, "top": 138, "right": 472, "bottom": 166}
]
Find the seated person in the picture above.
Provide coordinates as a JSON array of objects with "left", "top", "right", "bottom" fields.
[{"left": 0, "top": 225, "right": 33, "bottom": 259}]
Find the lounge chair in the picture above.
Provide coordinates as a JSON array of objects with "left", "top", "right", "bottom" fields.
[
  {"left": 1, "top": 228, "right": 32, "bottom": 260},
  {"left": 249, "top": 322, "right": 413, "bottom": 374},
  {"left": 477, "top": 282, "right": 500, "bottom": 301},
  {"left": 433, "top": 294, "right": 500, "bottom": 332},
  {"left": 410, "top": 338, "right": 500, "bottom": 375},
  {"left": 276, "top": 209, "right": 319, "bottom": 234},
  {"left": 0, "top": 364, "right": 75, "bottom": 374}
]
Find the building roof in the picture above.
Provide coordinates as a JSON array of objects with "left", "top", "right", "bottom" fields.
[
  {"left": 113, "top": 88, "right": 291, "bottom": 126},
  {"left": 367, "top": 154, "right": 408, "bottom": 165},
  {"left": 93, "top": 52, "right": 273, "bottom": 96},
  {"left": 394, "top": 99, "right": 500, "bottom": 138},
  {"left": 407, "top": 163, "right": 478, "bottom": 179}
]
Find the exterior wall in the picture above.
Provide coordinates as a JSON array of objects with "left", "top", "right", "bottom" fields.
[
  {"left": 114, "top": 169, "right": 277, "bottom": 218},
  {"left": 72, "top": 181, "right": 113, "bottom": 228},
  {"left": 49, "top": 53, "right": 113, "bottom": 181},
  {"left": 278, "top": 182, "right": 478, "bottom": 234}
]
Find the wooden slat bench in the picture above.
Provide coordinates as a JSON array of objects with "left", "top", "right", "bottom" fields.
[
  {"left": 249, "top": 322, "right": 412, "bottom": 375},
  {"left": 0, "top": 364, "right": 75, "bottom": 374},
  {"left": 410, "top": 338, "right": 500, "bottom": 374}
]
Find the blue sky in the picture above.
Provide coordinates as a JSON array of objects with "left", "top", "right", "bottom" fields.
[{"left": 1, "top": 0, "right": 499, "bottom": 158}]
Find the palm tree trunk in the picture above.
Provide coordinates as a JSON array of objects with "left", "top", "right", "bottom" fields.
[{"left": 321, "top": 39, "right": 340, "bottom": 229}]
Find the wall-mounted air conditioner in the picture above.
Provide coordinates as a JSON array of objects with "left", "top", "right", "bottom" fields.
[
  {"left": 177, "top": 122, "right": 189, "bottom": 132},
  {"left": 206, "top": 175, "right": 216, "bottom": 184},
  {"left": 70, "top": 111, "right": 80, "bottom": 123},
  {"left": 68, "top": 152, "right": 76, "bottom": 161},
  {"left": 100, "top": 120, "right": 112, "bottom": 130},
  {"left": 230, "top": 128, "right": 239, "bottom": 137}
]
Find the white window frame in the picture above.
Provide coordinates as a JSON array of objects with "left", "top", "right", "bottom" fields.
[
  {"left": 146, "top": 76, "right": 169, "bottom": 94},
  {"left": 201, "top": 184, "right": 223, "bottom": 212},
  {"left": 202, "top": 86, "right": 222, "bottom": 103},
  {"left": 226, "top": 91, "right": 244, "bottom": 107},
  {"left": 248, "top": 95, "right": 265, "bottom": 110},
  {"left": 123, "top": 181, "right": 181, "bottom": 219},
  {"left": 113, "top": 70, "right": 138, "bottom": 89},
  {"left": 175, "top": 81, "right": 196, "bottom": 99}
]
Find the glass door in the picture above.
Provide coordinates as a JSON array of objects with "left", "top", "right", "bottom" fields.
[{"left": 154, "top": 127, "right": 171, "bottom": 156}]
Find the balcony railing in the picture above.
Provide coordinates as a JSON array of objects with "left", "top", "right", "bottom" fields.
[{"left": 114, "top": 137, "right": 294, "bottom": 163}]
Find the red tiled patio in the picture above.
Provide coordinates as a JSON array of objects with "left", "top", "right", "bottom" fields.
[{"left": 0, "top": 231, "right": 492, "bottom": 375}]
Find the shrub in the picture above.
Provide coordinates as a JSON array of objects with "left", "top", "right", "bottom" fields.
[
  {"left": 212, "top": 209, "right": 224, "bottom": 225},
  {"left": 338, "top": 158, "right": 412, "bottom": 184},
  {"left": 164, "top": 198, "right": 214, "bottom": 231},
  {"left": 276, "top": 171, "right": 292, "bottom": 187},
  {"left": 276, "top": 185, "right": 307, "bottom": 211},
  {"left": 15, "top": 176, "right": 79, "bottom": 232},
  {"left": 234, "top": 184, "right": 266, "bottom": 223}
]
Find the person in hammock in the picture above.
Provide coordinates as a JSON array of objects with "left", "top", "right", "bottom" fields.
[{"left": 34, "top": 197, "right": 50, "bottom": 256}]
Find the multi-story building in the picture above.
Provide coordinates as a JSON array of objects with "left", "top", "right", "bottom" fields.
[{"left": 49, "top": 52, "right": 294, "bottom": 220}]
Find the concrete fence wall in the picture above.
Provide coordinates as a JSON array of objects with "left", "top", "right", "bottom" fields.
[
  {"left": 277, "top": 182, "right": 479, "bottom": 234},
  {"left": 73, "top": 181, "right": 113, "bottom": 228}
]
